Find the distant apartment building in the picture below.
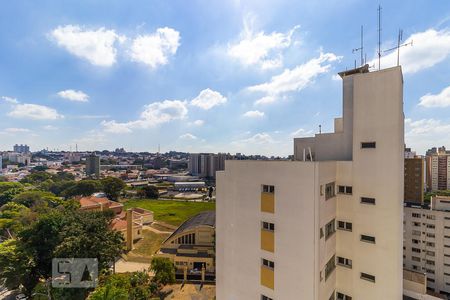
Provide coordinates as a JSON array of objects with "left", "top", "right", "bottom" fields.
[
  {"left": 64, "top": 152, "right": 82, "bottom": 163},
  {"left": 217, "top": 66, "right": 404, "bottom": 300},
  {"left": 7, "top": 152, "right": 31, "bottom": 166},
  {"left": 404, "top": 196, "right": 450, "bottom": 297},
  {"left": 426, "top": 147, "right": 450, "bottom": 191},
  {"left": 405, "top": 153, "right": 425, "bottom": 204},
  {"left": 85, "top": 153, "right": 100, "bottom": 178},
  {"left": 13, "top": 144, "right": 30, "bottom": 153},
  {"left": 188, "top": 153, "right": 229, "bottom": 178}
]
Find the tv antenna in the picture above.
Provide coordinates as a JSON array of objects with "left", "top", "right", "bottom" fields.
[
  {"left": 383, "top": 29, "right": 413, "bottom": 66},
  {"left": 352, "top": 25, "right": 365, "bottom": 66},
  {"left": 377, "top": 5, "right": 382, "bottom": 70}
]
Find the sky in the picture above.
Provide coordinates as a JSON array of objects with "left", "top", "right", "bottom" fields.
[{"left": 0, "top": 0, "right": 449, "bottom": 156}]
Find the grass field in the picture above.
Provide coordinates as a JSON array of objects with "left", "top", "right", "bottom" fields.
[
  {"left": 123, "top": 199, "right": 215, "bottom": 226},
  {"left": 123, "top": 230, "right": 170, "bottom": 263}
]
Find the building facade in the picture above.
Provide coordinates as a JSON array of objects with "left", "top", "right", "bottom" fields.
[
  {"left": 156, "top": 211, "right": 215, "bottom": 275},
  {"left": 13, "top": 144, "right": 30, "bottom": 153},
  {"left": 85, "top": 153, "right": 100, "bottom": 178},
  {"left": 404, "top": 196, "right": 450, "bottom": 297},
  {"left": 217, "top": 66, "right": 404, "bottom": 300},
  {"left": 405, "top": 156, "right": 425, "bottom": 204},
  {"left": 426, "top": 148, "right": 450, "bottom": 191},
  {"left": 188, "top": 153, "right": 230, "bottom": 178}
]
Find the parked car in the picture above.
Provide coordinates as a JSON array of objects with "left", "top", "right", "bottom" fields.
[{"left": 15, "top": 294, "right": 28, "bottom": 300}]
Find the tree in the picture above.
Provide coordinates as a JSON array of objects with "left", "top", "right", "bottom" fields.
[
  {"left": 137, "top": 185, "right": 159, "bottom": 199},
  {"left": 13, "top": 190, "right": 63, "bottom": 209},
  {"left": 0, "top": 202, "right": 31, "bottom": 237},
  {"left": 62, "top": 180, "right": 102, "bottom": 198},
  {"left": 0, "top": 239, "right": 36, "bottom": 292},
  {"left": 20, "top": 171, "right": 53, "bottom": 184},
  {"left": 150, "top": 257, "right": 176, "bottom": 286},
  {"left": 88, "top": 285, "right": 128, "bottom": 300},
  {"left": 101, "top": 177, "right": 125, "bottom": 201},
  {"left": 16, "top": 209, "right": 124, "bottom": 293}
]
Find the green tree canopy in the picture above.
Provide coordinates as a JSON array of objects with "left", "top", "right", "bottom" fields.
[
  {"left": 13, "top": 190, "right": 62, "bottom": 209},
  {"left": 101, "top": 177, "right": 125, "bottom": 201},
  {"left": 61, "top": 180, "right": 102, "bottom": 198},
  {"left": 0, "top": 239, "right": 35, "bottom": 291},
  {"left": 137, "top": 185, "right": 159, "bottom": 199},
  {"left": 150, "top": 257, "right": 176, "bottom": 286}
]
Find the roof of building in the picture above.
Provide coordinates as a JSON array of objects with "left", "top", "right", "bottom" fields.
[
  {"left": 165, "top": 211, "right": 215, "bottom": 242},
  {"left": 79, "top": 196, "right": 124, "bottom": 210},
  {"left": 338, "top": 64, "right": 370, "bottom": 78}
]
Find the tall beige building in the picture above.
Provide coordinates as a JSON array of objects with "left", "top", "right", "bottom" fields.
[
  {"left": 217, "top": 65, "right": 404, "bottom": 300},
  {"left": 426, "top": 149, "right": 450, "bottom": 191}
]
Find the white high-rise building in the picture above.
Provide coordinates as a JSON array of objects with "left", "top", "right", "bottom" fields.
[
  {"left": 404, "top": 196, "right": 450, "bottom": 297},
  {"left": 217, "top": 66, "right": 404, "bottom": 300}
]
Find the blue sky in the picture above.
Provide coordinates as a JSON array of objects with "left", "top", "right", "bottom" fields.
[{"left": 0, "top": 0, "right": 449, "bottom": 156}]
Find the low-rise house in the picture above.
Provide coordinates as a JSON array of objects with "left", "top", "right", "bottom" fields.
[{"left": 78, "top": 196, "right": 153, "bottom": 249}]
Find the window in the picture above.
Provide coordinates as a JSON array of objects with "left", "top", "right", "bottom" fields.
[
  {"left": 361, "top": 142, "right": 376, "bottom": 149},
  {"left": 427, "top": 215, "right": 436, "bottom": 220},
  {"left": 426, "top": 242, "right": 435, "bottom": 247},
  {"left": 325, "top": 182, "right": 336, "bottom": 200},
  {"left": 361, "top": 235, "right": 376, "bottom": 244},
  {"left": 338, "top": 185, "right": 352, "bottom": 195},
  {"left": 336, "top": 292, "right": 352, "bottom": 300},
  {"left": 262, "top": 185, "right": 275, "bottom": 193},
  {"left": 328, "top": 291, "right": 335, "bottom": 300},
  {"left": 360, "top": 272, "right": 376, "bottom": 282},
  {"left": 426, "top": 260, "right": 435, "bottom": 266},
  {"left": 412, "top": 239, "right": 420, "bottom": 244},
  {"left": 412, "top": 256, "right": 421, "bottom": 262},
  {"left": 320, "top": 228, "right": 324, "bottom": 238},
  {"left": 361, "top": 197, "right": 376, "bottom": 205},
  {"left": 412, "top": 213, "right": 421, "bottom": 218},
  {"left": 261, "top": 295, "right": 273, "bottom": 300},
  {"left": 262, "top": 221, "right": 275, "bottom": 231},
  {"left": 427, "top": 224, "right": 435, "bottom": 229},
  {"left": 412, "top": 247, "right": 421, "bottom": 253},
  {"left": 427, "top": 233, "right": 435, "bottom": 238},
  {"left": 325, "top": 219, "right": 336, "bottom": 240},
  {"left": 337, "top": 221, "right": 352, "bottom": 231},
  {"left": 262, "top": 259, "right": 274, "bottom": 270},
  {"left": 325, "top": 255, "right": 336, "bottom": 280},
  {"left": 426, "top": 251, "right": 435, "bottom": 257},
  {"left": 337, "top": 256, "right": 352, "bottom": 268}
]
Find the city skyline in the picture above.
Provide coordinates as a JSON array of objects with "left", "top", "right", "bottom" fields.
[{"left": 0, "top": 0, "right": 449, "bottom": 156}]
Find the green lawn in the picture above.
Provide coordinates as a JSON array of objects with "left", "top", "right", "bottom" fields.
[
  {"left": 123, "top": 230, "right": 169, "bottom": 263},
  {"left": 123, "top": 199, "right": 215, "bottom": 226}
]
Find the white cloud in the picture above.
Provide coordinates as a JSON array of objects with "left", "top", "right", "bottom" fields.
[
  {"left": 100, "top": 120, "right": 133, "bottom": 133},
  {"left": 418, "top": 86, "right": 450, "bottom": 108},
  {"left": 291, "top": 128, "right": 314, "bottom": 137},
  {"left": 8, "top": 104, "right": 63, "bottom": 120},
  {"left": 228, "top": 15, "right": 299, "bottom": 69},
  {"left": 190, "top": 120, "right": 205, "bottom": 126},
  {"left": 102, "top": 100, "right": 188, "bottom": 133},
  {"left": 331, "top": 74, "right": 341, "bottom": 81},
  {"left": 372, "top": 29, "right": 450, "bottom": 74},
  {"left": 179, "top": 133, "right": 197, "bottom": 140},
  {"left": 4, "top": 128, "right": 30, "bottom": 133},
  {"left": 75, "top": 114, "right": 110, "bottom": 119},
  {"left": 405, "top": 118, "right": 450, "bottom": 154},
  {"left": 57, "top": 89, "right": 89, "bottom": 102},
  {"left": 129, "top": 27, "right": 180, "bottom": 69},
  {"left": 43, "top": 125, "right": 58, "bottom": 130},
  {"left": 50, "top": 25, "right": 124, "bottom": 66},
  {"left": 233, "top": 132, "right": 276, "bottom": 145},
  {"left": 1, "top": 96, "right": 19, "bottom": 104},
  {"left": 249, "top": 52, "right": 341, "bottom": 105},
  {"left": 243, "top": 110, "right": 265, "bottom": 118},
  {"left": 190, "top": 89, "right": 227, "bottom": 110}
]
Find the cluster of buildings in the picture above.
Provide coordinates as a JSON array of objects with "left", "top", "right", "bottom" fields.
[{"left": 188, "top": 153, "right": 230, "bottom": 179}]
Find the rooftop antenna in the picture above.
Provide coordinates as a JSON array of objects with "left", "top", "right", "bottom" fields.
[
  {"left": 377, "top": 5, "right": 382, "bottom": 70},
  {"left": 319, "top": 125, "right": 322, "bottom": 134},
  {"left": 352, "top": 25, "right": 364, "bottom": 66},
  {"left": 76, "top": 144, "right": 78, "bottom": 152},
  {"left": 383, "top": 29, "right": 413, "bottom": 66}
]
